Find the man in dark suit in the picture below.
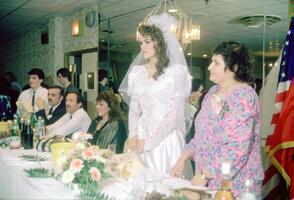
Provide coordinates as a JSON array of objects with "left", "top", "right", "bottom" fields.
[
  {"left": 56, "top": 68, "right": 79, "bottom": 99},
  {"left": 35, "top": 85, "right": 66, "bottom": 125}
]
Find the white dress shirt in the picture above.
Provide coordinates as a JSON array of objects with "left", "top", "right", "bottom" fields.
[
  {"left": 17, "top": 86, "right": 48, "bottom": 117},
  {"left": 47, "top": 108, "right": 91, "bottom": 137}
]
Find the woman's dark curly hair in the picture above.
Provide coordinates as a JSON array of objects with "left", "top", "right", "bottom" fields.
[
  {"left": 138, "top": 24, "right": 169, "bottom": 80},
  {"left": 96, "top": 91, "right": 124, "bottom": 122},
  {"left": 213, "top": 41, "right": 254, "bottom": 83}
]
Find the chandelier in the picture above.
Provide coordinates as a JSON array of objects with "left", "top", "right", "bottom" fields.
[{"left": 143, "top": 0, "right": 200, "bottom": 50}]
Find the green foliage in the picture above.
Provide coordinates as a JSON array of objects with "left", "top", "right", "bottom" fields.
[
  {"left": 20, "top": 154, "right": 48, "bottom": 161},
  {"left": 79, "top": 187, "right": 114, "bottom": 200},
  {"left": 24, "top": 168, "right": 52, "bottom": 178},
  {"left": 0, "top": 141, "right": 8, "bottom": 148}
]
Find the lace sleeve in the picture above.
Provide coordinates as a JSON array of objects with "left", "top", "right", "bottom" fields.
[
  {"left": 144, "top": 65, "right": 189, "bottom": 151},
  {"left": 128, "top": 94, "right": 141, "bottom": 138},
  {"left": 127, "top": 66, "right": 142, "bottom": 138}
]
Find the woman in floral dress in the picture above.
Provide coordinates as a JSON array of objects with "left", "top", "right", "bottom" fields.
[{"left": 171, "top": 41, "right": 264, "bottom": 198}]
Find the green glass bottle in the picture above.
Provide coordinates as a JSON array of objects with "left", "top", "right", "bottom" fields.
[
  {"left": 11, "top": 119, "right": 19, "bottom": 137},
  {"left": 24, "top": 118, "right": 34, "bottom": 149},
  {"left": 30, "top": 113, "right": 36, "bottom": 129}
]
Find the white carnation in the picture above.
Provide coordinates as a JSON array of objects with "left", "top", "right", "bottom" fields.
[{"left": 61, "top": 170, "right": 75, "bottom": 184}]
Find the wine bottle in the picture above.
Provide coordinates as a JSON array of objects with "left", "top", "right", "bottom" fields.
[
  {"left": 214, "top": 161, "right": 234, "bottom": 200},
  {"left": 20, "top": 117, "right": 25, "bottom": 146},
  {"left": 24, "top": 118, "right": 34, "bottom": 149}
]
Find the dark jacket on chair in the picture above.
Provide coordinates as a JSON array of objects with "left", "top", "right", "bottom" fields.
[{"left": 35, "top": 103, "right": 66, "bottom": 126}]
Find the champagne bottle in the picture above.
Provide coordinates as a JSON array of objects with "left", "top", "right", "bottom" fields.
[
  {"left": 24, "top": 118, "right": 34, "bottom": 149},
  {"left": 239, "top": 180, "right": 256, "bottom": 200},
  {"left": 214, "top": 161, "right": 234, "bottom": 200}
]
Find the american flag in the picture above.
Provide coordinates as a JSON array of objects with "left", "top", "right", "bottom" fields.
[{"left": 263, "top": 17, "right": 294, "bottom": 199}]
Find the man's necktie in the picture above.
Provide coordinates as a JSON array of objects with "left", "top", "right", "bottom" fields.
[
  {"left": 32, "top": 91, "right": 35, "bottom": 108},
  {"left": 48, "top": 107, "right": 53, "bottom": 115}
]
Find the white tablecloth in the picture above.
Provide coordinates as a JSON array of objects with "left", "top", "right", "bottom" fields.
[
  {"left": 0, "top": 148, "right": 78, "bottom": 200},
  {"left": 0, "top": 148, "right": 212, "bottom": 200}
]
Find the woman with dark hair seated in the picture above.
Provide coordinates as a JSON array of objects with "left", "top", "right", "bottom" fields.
[{"left": 87, "top": 91, "right": 127, "bottom": 153}]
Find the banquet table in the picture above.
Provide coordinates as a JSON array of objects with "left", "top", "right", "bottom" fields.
[
  {"left": 0, "top": 147, "right": 212, "bottom": 200},
  {"left": 0, "top": 148, "right": 79, "bottom": 200}
]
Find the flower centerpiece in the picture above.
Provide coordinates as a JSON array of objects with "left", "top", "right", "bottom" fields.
[{"left": 54, "top": 132, "right": 112, "bottom": 198}]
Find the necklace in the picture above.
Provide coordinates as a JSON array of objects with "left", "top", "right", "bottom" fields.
[{"left": 96, "top": 119, "right": 108, "bottom": 130}]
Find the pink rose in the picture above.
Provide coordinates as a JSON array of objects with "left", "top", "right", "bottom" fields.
[
  {"left": 70, "top": 159, "right": 84, "bottom": 173},
  {"left": 82, "top": 149, "right": 95, "bottom": 160},
  {"left": 211, "top": 94, "right": 223, "bottom": 114},
  {"left": 89, "top": 167, "right": 101, "bottom": 182}
]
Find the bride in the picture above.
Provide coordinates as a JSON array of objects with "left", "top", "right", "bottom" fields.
[{"left": 119, "top": 12, "right": 191, "bottom": 174}]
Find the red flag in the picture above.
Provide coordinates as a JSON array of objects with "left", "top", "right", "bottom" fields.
[{"left": 265, "top": 17, "right": 294, "bottom": 198}]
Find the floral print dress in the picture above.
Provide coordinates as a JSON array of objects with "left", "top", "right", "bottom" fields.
[{"left": 186, "top": 85, "right": 264, "bottom": 198}]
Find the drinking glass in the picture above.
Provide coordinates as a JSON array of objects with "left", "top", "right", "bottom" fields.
[{"left": 108, "top": 144, "right": 116, "bottom": 156}]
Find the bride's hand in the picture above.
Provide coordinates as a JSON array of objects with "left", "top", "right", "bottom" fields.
[
  {"left": 171, "top": 159, "right": 185, "bottom": 178},
  {"left": 127, "top": 136, "right": 138, "bottom": 151},
  {"left": 135, "top": 139, "right": 145, "bottom": 153}
]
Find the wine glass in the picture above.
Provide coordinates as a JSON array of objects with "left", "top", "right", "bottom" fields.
[{"left": 108, "top": 144, "right": 116, "bottom": 156}]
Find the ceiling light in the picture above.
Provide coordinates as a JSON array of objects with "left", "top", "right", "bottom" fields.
[
  {"left": 269, "top": 63, "right": 273, "bottom": 67},
  {"left": 187, "top": 52, "right": 191, "bottom": 56},
  {"left": 228, "top": 14, "right": 282, "bottom": 28},
  {"left": 143, "top": 0, "right": 200, "bottom": 49},
  {"left": 168, "top": 9, "right": 178, "bottom": 13},
  {"left": 203, "top": 54, "right": 207, "bottom": 57}
]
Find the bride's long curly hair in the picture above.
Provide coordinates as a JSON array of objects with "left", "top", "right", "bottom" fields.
[{"left": 138, "top": 24, "right": 169, "bottom": 80}]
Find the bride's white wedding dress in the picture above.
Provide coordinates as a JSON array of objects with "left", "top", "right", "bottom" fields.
[{"left": 128, "top": 64, "right": 188, "bottom": 174}]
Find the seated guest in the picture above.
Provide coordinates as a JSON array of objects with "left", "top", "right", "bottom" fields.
[
  {"left": 0, "top": 75, "right": 13, "bottom": 120},
  {"left": 35, "top": 85, "right": 66, "bottom": 125},
  {"left": 56, "top": 68, "right": 79, "bottom": 98},
  {"left": 17, "top": 68, "right": 48, "bottom": 117},
  {"left": 87, "top": 91, "right": 127, "bottom": 153},
  {"left": 47, "top": 92, "right": 90, "bottom": 137}
]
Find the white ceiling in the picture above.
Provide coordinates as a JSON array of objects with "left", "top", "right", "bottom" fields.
[{"left": 0, "top": 0, "right": 289, "bottom": 57}]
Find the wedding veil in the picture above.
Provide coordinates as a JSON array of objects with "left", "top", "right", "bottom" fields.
[{"left": 118, "top": 12, "right": 191, "bottom": 104}]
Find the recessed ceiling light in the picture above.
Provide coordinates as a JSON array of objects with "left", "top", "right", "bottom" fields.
[
  {"left": 203, "top": 54, "right": 207, "bottom": 57},
  {"left": 187, "top": 52, "right": 191, "bottom": 56},
  {"left": 269, "top": 63, "right": 273, "bottom": 67},
  {"left": 228, "top": 14, "right": 282, "bottom": 28}
]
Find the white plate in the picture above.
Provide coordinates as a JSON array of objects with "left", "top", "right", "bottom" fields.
[{"left": 162, "top": 177, "right": 208, "bottom": 191}]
